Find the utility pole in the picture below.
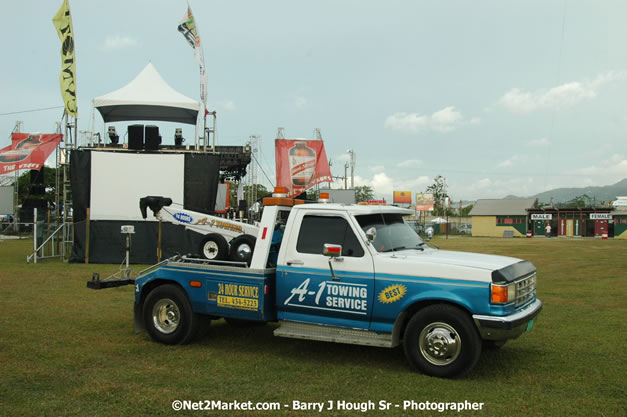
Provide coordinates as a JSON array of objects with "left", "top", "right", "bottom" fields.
[
  {"left": 247, "top": 135, "right": 260, "bottom": 211},
  {"left": 13, "top": 121, "right": 22, "bottom": 233},
  {"left": 347, "top": 149, "right": 355, "bottom": 189}
]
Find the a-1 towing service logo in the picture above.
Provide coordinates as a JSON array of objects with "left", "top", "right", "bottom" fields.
[{"left": 284, "top": 278, "right": 368, "bottom": 315}]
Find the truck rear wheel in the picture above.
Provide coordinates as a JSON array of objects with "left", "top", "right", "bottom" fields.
[
  {"left": 199, "top": 233, "right": 228, "bottom": 260},
  {"left": 403, "top": 304, "right": 481, "bottom": 378},
  {"left": 143, "top": 284, "right": 203, "bottom": 345},
  {"left": 229, "top": 234, "right": 256, "bottom": 265}
]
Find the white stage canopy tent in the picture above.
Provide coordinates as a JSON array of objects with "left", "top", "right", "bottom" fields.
[{"left": 93, "top": 63, "right": 200, "bottom": 125}]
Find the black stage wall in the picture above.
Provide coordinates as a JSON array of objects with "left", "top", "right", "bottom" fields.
[{"left": 70, "top": 150, "right": 220, "bottom": 263}]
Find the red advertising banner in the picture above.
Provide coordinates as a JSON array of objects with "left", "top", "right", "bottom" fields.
[
  {"left": 0, "top": 133, "right": 63, "bottom": 174},
  {"left": 393, "top": 191, "right": 412, "bottom": 204},
  {"left": 275, "top": 139, "right": 332, "bottom": 198}
]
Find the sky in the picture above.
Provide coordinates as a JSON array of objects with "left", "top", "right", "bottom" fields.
[{"left": 2, "top": 0, "right": 627, "bottom": 202}]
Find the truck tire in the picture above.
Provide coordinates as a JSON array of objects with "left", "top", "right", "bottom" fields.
[
  {"left": 199, "top": 233, "right": 228, "bottom": 260},
  {"left": 229, "top": 234, "right": 256, "bottom": 265},
  {"left": 143, "top": 284, "right": 203, "bottom": 345},
  {"left": 403, "top": 304, "right": 481, "bottom": 378}
]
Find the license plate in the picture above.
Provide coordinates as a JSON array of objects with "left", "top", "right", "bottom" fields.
[{"left": 525, "top": 319, "right": 534, "bottom": 332}]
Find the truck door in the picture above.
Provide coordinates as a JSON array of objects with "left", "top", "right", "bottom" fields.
[{"left": 276, "top": 212, "right": 374, "bottom": 329}]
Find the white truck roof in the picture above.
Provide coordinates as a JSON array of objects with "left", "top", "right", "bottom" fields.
[{"left": 291, "top": 203, "right": 414, "bottom": 216}]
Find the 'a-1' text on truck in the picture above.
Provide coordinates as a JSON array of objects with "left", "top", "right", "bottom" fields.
[{"left": 94, "top": 190, "right": 542, "bottom": 378}]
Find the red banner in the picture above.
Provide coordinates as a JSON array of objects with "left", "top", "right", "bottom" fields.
[
  {"left": 0, "top": 133, "right": 63, "bottom": 174},
  {"left": 275, "top": 139, "right": 332, "bottom": 198}
]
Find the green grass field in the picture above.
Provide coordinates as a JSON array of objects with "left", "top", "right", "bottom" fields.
[{"left": 1, "top": 237, "right": 625, "bottom": 416}]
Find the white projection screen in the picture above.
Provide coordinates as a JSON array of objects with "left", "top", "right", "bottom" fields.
[{"left": 90, "top": 152, "right": 184, "bottom": 220}]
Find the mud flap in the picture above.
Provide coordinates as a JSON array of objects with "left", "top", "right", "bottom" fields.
[{"left": 134, "top": 303, "right": 145, "bottom": 333}]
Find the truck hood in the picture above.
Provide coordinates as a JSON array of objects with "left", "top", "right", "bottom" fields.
[
  {"left": 408, "top": 248, "right": 520, "bottom": 270},
  {"left": 374, "top": 248, "right": 523, "bottom": 283}
]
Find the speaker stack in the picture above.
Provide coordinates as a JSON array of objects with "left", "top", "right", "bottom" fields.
[
  {"left": 128, "top": 124, "right": 144, "bottom": 150},
  {"left": 144, "top": 125, "right": 161, "bottom": 150}
]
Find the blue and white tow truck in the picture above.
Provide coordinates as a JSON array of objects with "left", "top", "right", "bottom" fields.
[{"left": 91, "top": 189, "right": 542, "bottom": 378}]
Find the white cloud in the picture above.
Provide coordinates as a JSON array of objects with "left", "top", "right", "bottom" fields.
[
  {"left": 496, "top": 155, "right": 525, "bottom": 169},
  {"left": 220, "top": 100, "right": 236, "bottom": 111},
  {"left": 397, "top": 159, "right": 422, "bottom": 168},
  {"left": 103, "top": 35, "right": 140, "bottom": 51},
  {"left": 498, "top": 71, "right": 627, "bottom": 114},
  {"left": 455, "top": 177, "right": 538, "bottom": 200},
  {"left": 496, "top": 159, "right": 513, "bottom": 169},
  {"left": 294, "top": 96, "right": 308, "bottom": 109},
  {"left": 431, "top": 106, "right": 463, "bottom": 132},
  {"left": 346, "top": 172, "right": 431, "bottom": 201},
  {"left": 527, "top": 137, "right": 551, "bottom": 148},
  {"left": 576, "top": 153, "right": 627, "bottom": 177},
  {"left": 384, "top": 106, "right": 479, "bottom": 134},
  {"left": 369, "top": 165, "right": 385, "bottom": 173}
]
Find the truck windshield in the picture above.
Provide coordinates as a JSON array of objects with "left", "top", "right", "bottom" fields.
[{"left": 355, "top": 213, "right": 425, "bottom": 253}]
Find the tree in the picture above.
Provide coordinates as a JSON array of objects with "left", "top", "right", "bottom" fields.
[
  {"left": 354, "top": 185, "right": 375, "bottom": 202},
  {"left": 426, "top": 175, "right": 449, "bottom": 216},
  {"left": 228, "top": 183, "right": 270, "bottom": 209},
  {"left": 17, "top": 167, "right": 58, "bottom": 207},
  {"left": 459, "top": 204, "right": 473, "bottom": 217}
]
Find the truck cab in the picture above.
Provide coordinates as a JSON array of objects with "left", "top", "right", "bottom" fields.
[{"left": 130, "top": 192, "right": 542, "bottom": 378}]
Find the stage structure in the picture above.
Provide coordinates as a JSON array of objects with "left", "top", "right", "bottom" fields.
[{"left": 67, "top": 63, "right": 252, "bottom": 264}]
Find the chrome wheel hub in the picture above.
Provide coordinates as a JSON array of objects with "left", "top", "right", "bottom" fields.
[
  {"left": 152, "top": 298, "right": 180, "bottom": 334},
  {"left": 235, "top": 244, "right": 252, "bottom": 260},
  {"left": 419, "top": 322, "right": 461, "bottom": 366}
]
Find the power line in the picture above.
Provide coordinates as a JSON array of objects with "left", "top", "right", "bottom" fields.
[{"left": 0, "top": 106, "right": 64, "bottom": 116}]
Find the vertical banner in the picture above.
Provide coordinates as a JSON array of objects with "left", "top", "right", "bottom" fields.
[
  {"left": 178, "top": 4, "right": 208, "bottom": 105},
  {"left": 393, "top": 191, "right": 412, "bottom": 204},
  {"left": 52, "top": 0, "right": 77, "bottom": 116},
  {"left": 0, "top": 134, "right": 63, "bottom": 174},
  {"left": 275, "top": 139, "right": 332, "bottom": 198}
]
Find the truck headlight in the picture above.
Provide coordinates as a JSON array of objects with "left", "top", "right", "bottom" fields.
[{"left": 491, "top": 283, "right": 517, "bottom": 304}]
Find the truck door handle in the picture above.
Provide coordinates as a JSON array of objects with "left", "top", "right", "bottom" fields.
[{"left": 287, "top": 260, "right": 304, "bottom": 266}]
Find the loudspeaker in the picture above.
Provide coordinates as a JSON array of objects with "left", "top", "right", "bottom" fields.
[
  {"left": 30, "top": 168, "right": 45, "bottom": 195},
  {"left": 145, "top": 125, "right": 161, "bottom": 150},
  {"left": 128, "top": 124, "right": 144, "bottom": 150}
]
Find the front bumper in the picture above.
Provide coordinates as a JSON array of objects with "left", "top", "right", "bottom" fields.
[{"left": 472, "top": 298, "right": 543, "bottom": 341}]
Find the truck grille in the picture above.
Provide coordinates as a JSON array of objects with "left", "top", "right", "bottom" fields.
[{"left": 515, "top": 273, "right": 536, "bottom": 306}]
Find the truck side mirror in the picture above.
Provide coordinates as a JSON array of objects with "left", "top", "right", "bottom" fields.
[
  {"left": 323, "top": 243, "right": 342, "bottom": 257},
  {"left": 365, "top": 227, "right": 376, "bottom": 243},
  {"left": 323, "top": 244, "right": 342, "bottom": 281}
]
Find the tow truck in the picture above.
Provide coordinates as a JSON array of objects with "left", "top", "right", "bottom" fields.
[{"left": 90, "top": 188, "right": 542, "bottom": 378}]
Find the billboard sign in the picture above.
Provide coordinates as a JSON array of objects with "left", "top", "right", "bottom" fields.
[
  {"left": 416, "top": 193, "right": 434, "bottom": 211},
  {"left": 393, "top": 191, "right": 412, "bottom": 204},
  {"left": 275, "top": 139, "right": 332, "bottom": 198}
]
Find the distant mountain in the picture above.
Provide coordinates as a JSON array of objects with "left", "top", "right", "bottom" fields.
[{"left": 509, "top": 179, "right": 627, "bottom": 204}]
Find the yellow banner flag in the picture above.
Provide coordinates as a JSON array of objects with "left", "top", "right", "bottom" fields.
[{"left": 52, "top": 0, "right": 77, "bottom": 116}]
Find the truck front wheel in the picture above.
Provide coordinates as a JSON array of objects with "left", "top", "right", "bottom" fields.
[
  {"left": 143, "top": 284, "right": 203, "bottom": 345},
  {"left": 199, "top": 234, "right": 228, "bottom": 260},
  {"left": 403, "top": 304, "right": 481, "bottom": 378}
]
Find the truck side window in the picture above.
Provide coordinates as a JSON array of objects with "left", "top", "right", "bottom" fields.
[{"left": 296, "top": 215, "right": 364, "bottom": 257}]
